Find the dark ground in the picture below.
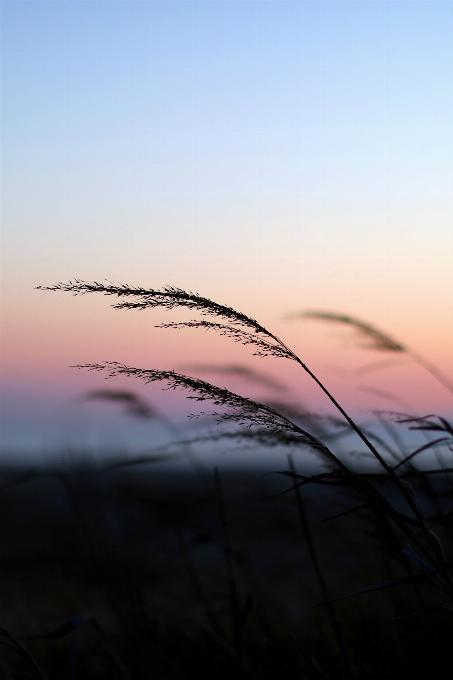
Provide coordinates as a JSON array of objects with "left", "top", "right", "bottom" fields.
[{"left": 0, "top": 457, "right": 452, "bottom": 679}]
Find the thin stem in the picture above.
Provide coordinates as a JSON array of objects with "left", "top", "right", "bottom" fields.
[
  {"left": 214, "top": 467, "right": 243, "bottom": 676},
  {"left": 174, "top": 514, "right": 226, "bottom": 641},
  {"left": 288, "top": 455, "right": 357, "bottom": 679},
  {"left": 0, "top": 628, "right": 50, "bottom": 680},
  {"left": 408, "top": 350, "right": 453, "bottom": 396},
  {"left": 269, "top": 335, "right": 452, "bottom": 585}
]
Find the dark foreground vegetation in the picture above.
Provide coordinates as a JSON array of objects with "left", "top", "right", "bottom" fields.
[
  {"left": 1, "top": 458, "right": 453, "bottom": 680},
  {"left": 4, "top": 279, "right": 447, "bottom": 678}
]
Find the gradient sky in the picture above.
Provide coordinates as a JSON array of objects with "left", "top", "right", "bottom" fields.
[{"left": 1, "top": 0, "right": 453, "bottom": 456}]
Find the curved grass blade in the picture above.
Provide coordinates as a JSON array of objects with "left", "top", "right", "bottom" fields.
[
  {"left": 20, "top": 616, "right": 92, "bottom": 640},
  {"left": 393, "top": 604, "right": 453, "bottom": 620},
  {"left": 0, "top": 626, "right": 50, "bottom": 680},
  {"left": 313, "top": 574, "right": 433, "bottom": 608}
]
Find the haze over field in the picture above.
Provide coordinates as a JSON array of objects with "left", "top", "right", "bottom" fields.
[{"left": 1, "top": 0, "right": 453, "bottom": 455}]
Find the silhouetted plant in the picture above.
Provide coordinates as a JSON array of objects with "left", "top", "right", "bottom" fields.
[
  {"left": 38, "top": 280, "right": 453, "bottom": 621},
  {"left": 295, "top": 310, "right": 453, "bottom": 394}
]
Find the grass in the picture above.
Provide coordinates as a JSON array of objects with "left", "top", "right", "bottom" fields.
[{"left": 0, "top": 280, "right": 451, "bottom": 678}]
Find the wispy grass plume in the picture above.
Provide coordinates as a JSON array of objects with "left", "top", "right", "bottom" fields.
[
  {"left": 38, "top": 281, "right": 272, "bottom": 334},
  {"left": 82, "top": 389, "right": 155, "bottom": 419},
  {"left": 295, "top": 310, "right": 453, "bottom": 395},
  {"left": 180, "top": 363, "right": 288, "bottom": 393},
  {"left": 76, "top": 362, "right": 331, "bottom": 458}
]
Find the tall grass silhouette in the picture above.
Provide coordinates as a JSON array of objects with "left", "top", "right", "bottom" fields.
[
  {"left": 10, "top": 278, "right": 448, "bottom": 677},
  {"left": 39, "top": 281, "right": 453, "bottom": 600}
]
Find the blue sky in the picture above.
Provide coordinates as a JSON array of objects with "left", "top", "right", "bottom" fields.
[{"left": 3, "top": 1, "right": 452, "bottom": 268}]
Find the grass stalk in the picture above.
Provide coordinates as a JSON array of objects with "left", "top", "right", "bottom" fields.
[
  {"left": 174, "top": 512, "right": 226, "bottom": 642},
  {"left": 214, "top": 467, "right": 244, "bottom": 676},
  {"left": 0, "top": 627, "right": 50, "bottom": 680},
  {"left": 39, "top": 281, "right": 453, "bottom": 603},
  {"left": 287, "top": 455, "right": 357, "bottom": 679}
]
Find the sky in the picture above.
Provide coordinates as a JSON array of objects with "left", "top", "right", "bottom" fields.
[{"left": 1, "top": 0, "right": 453, "bottom": 458}]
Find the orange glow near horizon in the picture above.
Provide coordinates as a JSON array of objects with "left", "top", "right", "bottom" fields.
[{"left": 2, "top": 276, "right": 452, "bottom": 419}]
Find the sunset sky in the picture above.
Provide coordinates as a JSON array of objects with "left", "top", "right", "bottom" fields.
[{"left": 2, "top": 0, "right": 453, "bottom": 457}]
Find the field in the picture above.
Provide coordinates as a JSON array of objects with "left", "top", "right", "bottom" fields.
[{"left": 0, "top": 451, "right": 452, "bottom": 679}]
